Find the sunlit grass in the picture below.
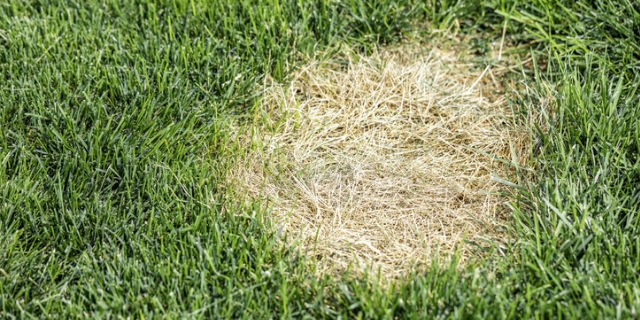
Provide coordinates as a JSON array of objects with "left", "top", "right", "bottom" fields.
[{"left": 1, "top": 0, "right": 638, "bottom": 318}]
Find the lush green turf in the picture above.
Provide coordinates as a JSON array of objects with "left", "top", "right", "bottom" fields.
[{"left": 1, "top": 0, "right": 638, "bottom": 318}]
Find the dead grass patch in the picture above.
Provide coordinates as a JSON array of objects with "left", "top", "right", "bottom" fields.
[{"left": 228, "top": 41, "right": 532, "bottom": 279}]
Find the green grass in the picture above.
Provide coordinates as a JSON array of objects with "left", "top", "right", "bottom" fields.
[{"left": 1, "top": 0, "right": 639, "bottom": 318}]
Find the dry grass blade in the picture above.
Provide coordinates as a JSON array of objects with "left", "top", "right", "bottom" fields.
[{"left": 229, "top": 42, "right": 531, "bottom": 279}]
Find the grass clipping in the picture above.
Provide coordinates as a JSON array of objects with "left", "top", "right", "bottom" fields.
[{"left": 231, "top": 43, "right": 529, "bottom": 278}]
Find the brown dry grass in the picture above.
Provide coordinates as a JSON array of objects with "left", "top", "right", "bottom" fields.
[{"left": 228, "top": 41, "right": 531, "bottom": 279}]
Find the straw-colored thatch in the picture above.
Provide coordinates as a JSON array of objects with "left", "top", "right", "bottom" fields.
[{"left": 229, "top": 42, "right": 530, "bottom": 278}]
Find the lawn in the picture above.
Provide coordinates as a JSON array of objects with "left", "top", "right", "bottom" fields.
[{"left": 1, "top": 0, "right": 639, "bottom": 318}]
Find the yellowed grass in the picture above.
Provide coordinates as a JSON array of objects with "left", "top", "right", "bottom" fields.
[{"left": 228, "top": 41, "right": 531, "bottom": 279}]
